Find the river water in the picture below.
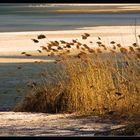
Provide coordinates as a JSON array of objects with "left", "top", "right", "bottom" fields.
[{"left": 0, "top": 3, "right": 140, "bottom": 32}]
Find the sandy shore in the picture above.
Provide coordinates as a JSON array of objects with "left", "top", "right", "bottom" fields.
[
  {"left": 53, "top": 9, "right": 140, "bottom": 13},
  {"left": 0, "top": 111, "right": 125, "bottom": 136},
  {"left": 50, "top": 4, "right": 140, "bottom": 13},
  {"left": 0, "top": 26, "right": 140, "bottom": 63},
  {"left": 29, "top": 4, "right": 140, "bottom": 13}
]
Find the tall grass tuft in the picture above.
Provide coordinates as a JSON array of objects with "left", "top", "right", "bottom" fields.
[{"left": 14, "top": 34, "right": 140, "bottom": 118}]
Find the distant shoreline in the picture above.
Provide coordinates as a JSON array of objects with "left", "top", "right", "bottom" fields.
[
  {"left": 53, "top": 9, "right": 140, "bottom": 13},
  {"left": 28, "top": 4, "right": 140, "bottom": 13},
  {"left": 28, "top": 3, "right": 140, "bottom": 7}
]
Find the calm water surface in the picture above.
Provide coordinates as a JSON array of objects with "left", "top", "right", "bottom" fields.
[{"left": 0, "top": 4, "right": 140, "bottom": 32}]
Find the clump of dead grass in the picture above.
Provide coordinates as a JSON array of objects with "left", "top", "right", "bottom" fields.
[{"left": 14, "top": 33, "right": 140, "bottom": 118}]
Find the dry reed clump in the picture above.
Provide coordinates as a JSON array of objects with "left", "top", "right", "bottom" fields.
[
  {"left": 14, "top": 33, "right": 140, "bottom": 118},
  {"left": 14, "top": 82, "right": 65, "bottom": 113}
]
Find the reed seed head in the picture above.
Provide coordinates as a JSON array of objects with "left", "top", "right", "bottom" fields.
[
  {"left": 37, "top": 34, "right": 46, "bottom": 39},
  {"left": 120, "top": 47, "right": 128, "bottom": 54}
]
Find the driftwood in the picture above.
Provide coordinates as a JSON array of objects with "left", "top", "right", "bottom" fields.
[{"left": 94, "top": 122, "right": 140, "bottom": 136}]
